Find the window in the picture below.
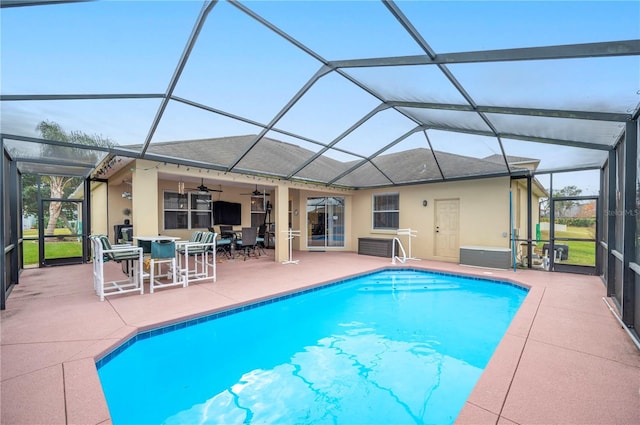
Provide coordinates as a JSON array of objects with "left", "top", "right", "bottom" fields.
[
  {"left": 163, "top": 191, "right": 211, "bottom": 230},
  {"left": 373, "top": 193, "right": 399, "bottom": 230}
]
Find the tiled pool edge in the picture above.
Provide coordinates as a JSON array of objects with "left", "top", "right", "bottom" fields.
[
  {"left": 456, "top": 284, "right": 543, "bottom": 423},
  {"left": 5, "top": 254, "right": 635, "bottom": 425},
  {"left": 96, "top": 266, "right": 529, "bottom": 369}
]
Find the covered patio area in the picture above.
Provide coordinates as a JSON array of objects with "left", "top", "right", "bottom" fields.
[{"left": 1, "top": 251, "right": 638, "bottom": 424}]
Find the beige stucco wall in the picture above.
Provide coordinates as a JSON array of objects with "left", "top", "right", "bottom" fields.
[
  {"left": 154, "top": 177, "right": 253, "bottom": 241},
  {"left": 511, "top": 178, "right": 543, "bottom": 241},
  {"left": 89, "top": 182, "right": 109, "bottom": 237},
  {"left": 92, "top": 160, "right": 352, "bottom": 261},
  {"left": 351, "top": 177, "right": 513, "bottom": 262},
  {"left": 92, "top": 168, "right": 134, "bottom": 243},
  {"left": 108, "top": 181, "right": 133, "bottom": 239},
  {"left": 130, "top": 160, "right": 158, "bottom": 238},
  {"left": 92, "top": 159, "right": 523, "bottom": 263},
  {"left": 90, "top": 159, "right": 156, "bottom": 243}
]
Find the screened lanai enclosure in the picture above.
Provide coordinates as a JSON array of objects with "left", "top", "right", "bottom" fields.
[{"left": 1, "top": 1, "right": 639, "bottom": 341}]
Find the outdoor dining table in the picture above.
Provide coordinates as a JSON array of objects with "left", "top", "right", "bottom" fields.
[
  {"left": 132, "top": 236, "right": 184, "bottom": 292},
  {"left": 133, "top": 235, "right": 181, "bottom": 254}
]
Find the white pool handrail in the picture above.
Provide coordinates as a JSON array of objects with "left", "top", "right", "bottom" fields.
[
  {"left": 396, "top": 228, "right": 420, "bottom": 261},
  {"left": 281, "top": 228, "right": 301, "bottom": 264},
  {"left": 392, "top": 237, "right": 407, "bottom": 265}
]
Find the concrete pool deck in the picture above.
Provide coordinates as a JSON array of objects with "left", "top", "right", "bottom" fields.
[{"left": 1, "top": 251, "right": 639, "bottom": 424}]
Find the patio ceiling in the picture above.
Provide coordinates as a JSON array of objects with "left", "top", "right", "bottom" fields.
[{"left": 1, "top": 0, "right": 639, "bottom": 188}]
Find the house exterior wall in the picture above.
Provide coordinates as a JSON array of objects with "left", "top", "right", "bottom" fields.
[
  {"left": 510, "top": 178, "right": 543, "bottom": 243},
  {"left": 288, "top": 189, "right": 301, "bottom": 251},
  {"left": 131, "top": 160, "right": 158, "bottom": 238},
  {"left": 154, "top": 177, "right": 254, "bottom": 240},
  {"left": 90, "top": 182, "right": 108, "bottom": 237},
  {"left": 107, "top": 180, "right": 133, "bottom": 241},
  {"left": 351, "top": 177, "right": 513, "bottom": 262},
  {"left": 92, "top": 161, "right": 516, "bottom": 263}
]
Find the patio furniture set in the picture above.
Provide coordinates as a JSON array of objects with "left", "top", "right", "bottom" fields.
[{"left": 89, "top": 232, "right": 217, "bottom": 301}]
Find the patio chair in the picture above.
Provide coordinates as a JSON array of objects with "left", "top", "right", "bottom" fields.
[
  {"left": 90, "top": 235, "right": 144, "bottom": 301},
  {"left": 237, "top": 227, "right": 258, "bottom": 261},
  {"left": 176, "top": 231, "right": 203, "bottom": 263},
  {"left": 177, "top": 231, "right": 217, "bottom": 285},
  {"left": 216, "top": 235, "right": 233, "bottom": 259},
  {"left": 149, "top": 240, "right": 185, "bottom": 293},
  {"left": 121, "top": 227, "right": 133, "bottom": 245},
  {"left": 256, "top": 224, "right": 267, "bottom": 255},
  {"left": 95, "top": 234, "right": 142, "bottom": 275},
  {"left": 219, "top": 224, "right": 236, "bottom": 238}
]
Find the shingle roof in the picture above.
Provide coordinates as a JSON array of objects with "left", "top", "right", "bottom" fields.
[
  {"left": 484, "top": 154, "right": 540, "bottom": 166},
  {"left": 142, "top": 136, "right": 530, "bottom": 188}
]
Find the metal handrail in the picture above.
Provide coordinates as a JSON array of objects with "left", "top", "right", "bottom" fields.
[
  {"left": 396, "top": 228, "right": 419, "bottom": 260},
  {"left": 391, "top": 237, "right": 407, "bottom": 265}
]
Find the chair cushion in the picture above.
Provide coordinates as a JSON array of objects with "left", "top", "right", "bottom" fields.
[
  {"left": 180, "top": 232, "right": 215, "bottom": 255},
  {"left": 151, "top": 241, "right": 176, "bottom": 259},
  {"left": 111, "top": 250, "right": 140, "bottom": 261}
]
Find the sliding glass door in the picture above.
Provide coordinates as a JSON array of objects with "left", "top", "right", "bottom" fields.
[{"left": 307, "top": 197, "right": 344, "bottom": 249}]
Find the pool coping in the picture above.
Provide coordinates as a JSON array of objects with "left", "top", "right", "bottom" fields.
[
  {"left": 2, "top": 252, "right": 638, "bottom": 425},
  {"left": 95, "top": 266, "right": 530, "bottom": 369}
]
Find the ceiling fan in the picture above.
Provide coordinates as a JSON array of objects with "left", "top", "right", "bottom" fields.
[
  {"left": 241, "top": 184, "right": 270, "bottom": 196},
  {"left": 186, "top": 178, "right": 222, "bottom": 193}
]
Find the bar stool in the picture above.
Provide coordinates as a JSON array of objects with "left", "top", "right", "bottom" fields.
[
  {"left": 149, "top": 240, "right": 185, "bottom": 293},
  {"left": 177, "top": 231, "right": 217, "bottom": 285}
]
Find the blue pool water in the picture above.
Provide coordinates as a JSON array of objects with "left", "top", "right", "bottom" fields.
[{"left": 97, "top": 269, "right": 527, "bottom": 424}]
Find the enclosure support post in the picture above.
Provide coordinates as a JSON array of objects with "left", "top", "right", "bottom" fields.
[
  {"left": 606, "top": 150, "right": 617, "bottom": 297},
  {"left": 527, "top": 176, "right": 533, "bottom": 269},
  {"left": 621, "top": 120, "right": 637, "bottom": 325}
]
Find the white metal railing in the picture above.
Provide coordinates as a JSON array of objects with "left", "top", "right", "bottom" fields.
[
  {"left": 396, "top": 228, "right": 420, "bottom": 261},
  {"left": 282, "top": 228, "right": 301, "bottom": 264},
  {"left": 391, "top": 237, "right": 407, "bottom": 265}
]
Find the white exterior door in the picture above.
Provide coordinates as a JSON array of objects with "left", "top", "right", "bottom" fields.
[{"left": 435, "top": 199, "right": 460, "bottom": 259}]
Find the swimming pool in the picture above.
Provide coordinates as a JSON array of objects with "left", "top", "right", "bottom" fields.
[{"left": 97, "top": 268, "right": 527, "bottom": 424}]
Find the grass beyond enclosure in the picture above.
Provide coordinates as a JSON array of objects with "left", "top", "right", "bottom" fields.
[
  {"left": 539, "top": 225, "right": 596, "bottom": 266},
  {"left": 21, "top": 227, "right": 596, "bottom": 267},
  {"left": 22, "top": 229, "right": 83, "bottom": 265}
]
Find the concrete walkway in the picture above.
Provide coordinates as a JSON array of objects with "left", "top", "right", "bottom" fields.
[{"left": 1, "top": 251, "right": 638, "bottom": 424}]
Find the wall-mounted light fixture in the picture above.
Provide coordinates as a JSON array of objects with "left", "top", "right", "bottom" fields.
[{"left": 422, "top": 200, "right": 428, "bottom": 207}]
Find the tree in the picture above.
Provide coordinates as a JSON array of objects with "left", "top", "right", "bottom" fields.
[
  {"left": 577, "top": 201, "right": 596, "bottom": 218},
  {"left": 21, "top": 174, "right": 41, "bottom": 217},
  {"left": 539, "top": 185, "right": 584, "bottom": 219},
  {"left": 35, "top": 121, "right": 115, "bottom": 235},
  {"left": 553, "top": 185, "right": 582, "bottom": 218}
]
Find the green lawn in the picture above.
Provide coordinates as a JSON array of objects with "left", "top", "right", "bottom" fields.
[
  {"left": 22, "top": 228, "right": 83, "bottom": 265},
  {"left": 539, "top": 225, "right": 596, "bottom": 266}
]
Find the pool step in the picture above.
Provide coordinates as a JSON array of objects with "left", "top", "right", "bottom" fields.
[{"left": 358, "top": 283, "right": 459, "bottom": 292}]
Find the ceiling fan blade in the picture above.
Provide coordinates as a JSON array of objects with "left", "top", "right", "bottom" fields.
[
  {"left": 241, "top": 185, "right": 270, "bottom": 196},
  {"left": 186, "top": 178, "right": 223, "bottom": 193}
]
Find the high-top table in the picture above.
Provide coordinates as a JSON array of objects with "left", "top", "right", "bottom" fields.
[
  {"left": 133, "top": 235, "right": 180, "bottom": 254},
  {"left": 133, "top": 236, "right": 183, "bottom": 293}
]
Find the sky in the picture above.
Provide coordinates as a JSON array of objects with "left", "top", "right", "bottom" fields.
[{"left": 1, "top": 0, "right": 638, "bottom": 192}]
